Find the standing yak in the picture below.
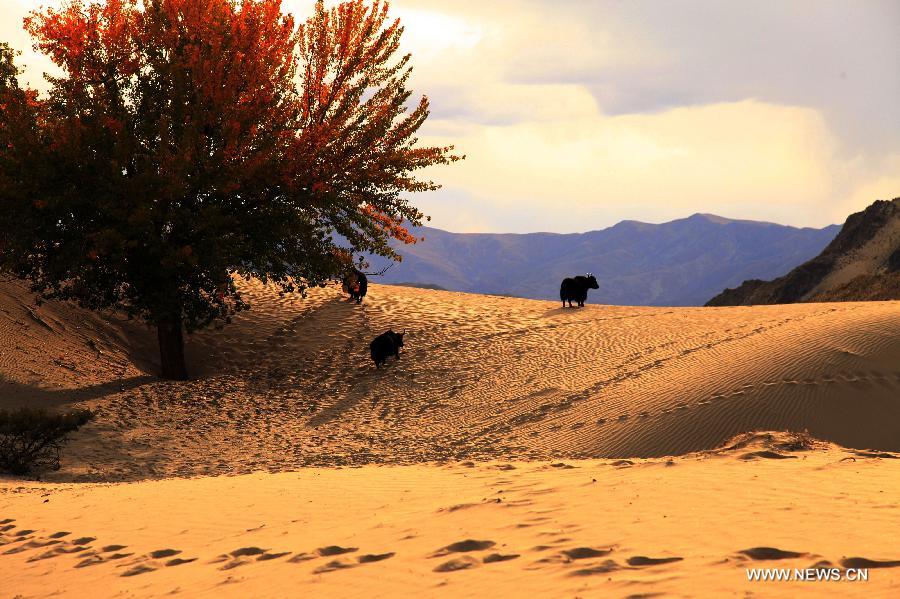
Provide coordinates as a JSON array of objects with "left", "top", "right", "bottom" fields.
[
  {"left": 560, "top": 274, "right": 599, "bottom": 307},
  {"left": 370, "top": 330, "right": 405, "bottom": 368},
  {"left": 342, "top": 264, "right": 392, "bottom": 304},
  {"left": 342, "top": 269, "right": 368, "bottom": 304}
]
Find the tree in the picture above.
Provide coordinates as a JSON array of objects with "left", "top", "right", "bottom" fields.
[{"left": 0, "top": 0, "right": 460, "bottom": 379}]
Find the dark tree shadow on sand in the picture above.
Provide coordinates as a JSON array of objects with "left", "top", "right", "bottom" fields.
[{"left": 0, "top": 375, "right": 155, "bottom": 409}]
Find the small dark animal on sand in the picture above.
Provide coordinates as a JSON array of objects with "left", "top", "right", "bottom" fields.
[
  {"left": 342, "top": 269, "right": 368, "bottom": 304},
  {"left": 560, "top": 274, "right": 599, "bottom": 307},
  {"left": 370, "top": 330, "right": 405, "bottom": 368}
]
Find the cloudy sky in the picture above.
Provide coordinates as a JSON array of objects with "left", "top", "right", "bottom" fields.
[{"left": 4, "top": 0, "right": 899, "bottom": 232}]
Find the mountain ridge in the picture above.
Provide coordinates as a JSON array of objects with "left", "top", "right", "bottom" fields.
[{"left": 370, "top": 213, "right": 840, "bottom": 306}]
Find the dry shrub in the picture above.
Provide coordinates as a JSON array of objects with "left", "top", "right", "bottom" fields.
[{"left": 0, "top": 408, "right": 93, "bottom": 475}]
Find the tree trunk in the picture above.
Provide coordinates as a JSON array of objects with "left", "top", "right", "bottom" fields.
[{"left": 157, "top": 316, "right": 188, "bottom": 380}]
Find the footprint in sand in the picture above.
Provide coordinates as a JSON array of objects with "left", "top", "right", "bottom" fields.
[
  {"left": 550, "top": 463, "right": 575, "bottom": 469},
  {"left": 853, "top": 451, "right": 900, "bottom": 459},
  {"left": 288, "top": 552, "right": 315, "bottom": 563},
  {"left": 121, "top": 564, "right": 157, "bottom": 577},
  {"left": 627, "top": 555, "right": 683, "bottom": 566},
  {"left": 840, "top": 557, "right": 900, "bottom": 569},
  {"left": 358, "top": 552, "right": 395, "bottom": 563},
  {"left": 739, "top": 451, "right": 797, "bottom": 461},
  {"left": 561, "top": 547, "right": 613, "bottom": 560},
  {"left": 257, "top": 551, "right": 292, "bottom": 561},
  {"left": 166, "top": 557, "right": 197, "bottom": 566},
  {"left": 433, "top": 555, "right": 479, "bottom": 572},
  {"left": 318, "top": 545, "right": 358, "bottom": 557},
  {"left": 149, "top": 548, "right": 181, "bottom": 559},
  {"left": 739, "top": 547, "right": 805, "bottom": 560},
  {"left": 569, "top": 559, "right": 621, "bottom": 576},
  {"left": 483, "top": 553, "right": 519, "bottom": 564},
  {"left": 431, "top": 539, "right": 495, "bottom": 558},
  {"left": 107, "top": 552, "right": 134, "bottom": 560},
  {"left": 230, "top": 546, "right": 267, "bottom": 557},
  {"left": 314, "top": 559, "right": 356, "bottom": 574},
  {"left": 75, "top": 554, "right": 106, "bottom": 568}
]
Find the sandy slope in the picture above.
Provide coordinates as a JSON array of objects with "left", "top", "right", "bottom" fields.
[
  {"left": 4, "top": 279, "right": 899, "bottom": 479},
  {"left": 2, "top": 434, "right": 900, "bottom": 598},
  {"left": 1, "top": 279, "right": 899, "bottom": 596}
]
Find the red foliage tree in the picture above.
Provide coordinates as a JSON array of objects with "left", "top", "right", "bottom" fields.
[{"left": 0, "top": 0, "right": 459, "bottom": 379}]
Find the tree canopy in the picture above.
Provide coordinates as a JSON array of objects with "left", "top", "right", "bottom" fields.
[{"left": 0, "top": 0, "right": 460, "bottom": 379}]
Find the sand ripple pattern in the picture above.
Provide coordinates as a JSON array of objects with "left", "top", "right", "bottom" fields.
[{"left": 1, "top": 280, "right": 898, "bottom": 480}]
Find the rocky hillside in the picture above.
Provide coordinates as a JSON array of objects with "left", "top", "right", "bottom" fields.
[{"left": 707, "top": 198, "right": 900, "bottom": 306}]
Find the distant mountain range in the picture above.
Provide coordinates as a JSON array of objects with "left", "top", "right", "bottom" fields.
[
  {"left": 369, "top": 214, "right": 841, "bottom": 306},
  {"left": 707, "top": 198, "right": 899, "bottom": 306}
]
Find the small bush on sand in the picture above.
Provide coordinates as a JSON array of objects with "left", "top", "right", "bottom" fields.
[{"left": 0, "top": 408, "right": 93, "bottom": 475}]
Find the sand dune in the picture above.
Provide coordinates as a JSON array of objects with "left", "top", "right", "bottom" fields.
[
  {"left": 1, "top": 279, "right": 899, "bottom": 479},
  {"left": 1, "top": 279, "right": 899, "bottom": 596},
  {"left": 2, "top": 434, "right": 899, "bottom": 598}
]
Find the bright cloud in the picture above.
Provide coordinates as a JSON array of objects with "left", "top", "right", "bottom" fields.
[{"left": 3, "top": 0, "right": 898, "bottom": 232}]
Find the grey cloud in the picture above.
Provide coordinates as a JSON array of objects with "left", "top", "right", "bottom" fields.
[{"left": 504, "top": 0, "right": 900, "bottom": 154}]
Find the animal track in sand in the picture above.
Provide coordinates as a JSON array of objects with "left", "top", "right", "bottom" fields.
[
  {"left": 627, "top": 555, "right": 683, "bottom": 566},
  {"left": 288, "top": 552, "right": 315, "bottom": 563},
  {"left": 739, "top": 451, "right": 797, "bottom": 461},
  {"left": 9, "top": 283, "right": 897, "bottom": 477},
  {"left": 561, "top": 547, "right": 613, "bottom": 560},
  {"left": 230, "top": 546, "right": 267, "bottom": 557},
  {"left": 431, "top": 539, "right": 496, "bottom": 557},
  {"left": 738, "top": 547, "right": 806, "bottom": 560},
  {"left": 317, "top": 545, "right": 358, "bottom": 557},
  {"left": 433, "top": 555, "right": 480, "bottom": 572},
  {"left": 256, "top": 551, "right": 292, "bottom": 561},
  {"left": 569, "top": 559, "right": 621, "bottom": 576},
  {"left": 314, "top": 559, "right": 357, "bottom": 574},
  {"left": 483, "top": 553, "right": 520, "bottom": 563},
  {"left": 358, "top": 552, "right": 395, "bottom": 563},
  {"left": 120, "top": 564, "right": 156, "bottom": 577},
  {"left": 166, "top": 557, "right": 197, "bottom": 566},
  {"left": 840, "top": 557, "right": 900, "bottom": 569}
]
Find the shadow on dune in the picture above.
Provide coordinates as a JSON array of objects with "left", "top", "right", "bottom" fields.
[
  {"left": 542, "top": 306, "right": 591, "bottom": 317},
  {"left": 0, "top": 375, "right": 156, "bottom": 409}
]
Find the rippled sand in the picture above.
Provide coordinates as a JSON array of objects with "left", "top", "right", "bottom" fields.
[{"left": 1, "top": 280, "right": 898, "bottom": 596}]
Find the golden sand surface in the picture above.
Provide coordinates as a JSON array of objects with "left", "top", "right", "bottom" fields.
[{"left": 1, "top": 279, "right": 898, "bottom": 597}]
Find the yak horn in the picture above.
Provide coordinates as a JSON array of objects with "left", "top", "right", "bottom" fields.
[{"left": 364, "top": 263, "right": 394, "bottom": 276}]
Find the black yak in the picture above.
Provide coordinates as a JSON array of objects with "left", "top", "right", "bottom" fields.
[
  {"left": 370, "top": 330, "right": 405, "bottom": 368},
  {"left": 560, "top": 274, "right": 599, "bottom": 307},
  {"left": 342, "top": 264, "right": 392, "bottom": 304},
  {"left": 342, "top": 269, "right": 368, "bottom": 304}
]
